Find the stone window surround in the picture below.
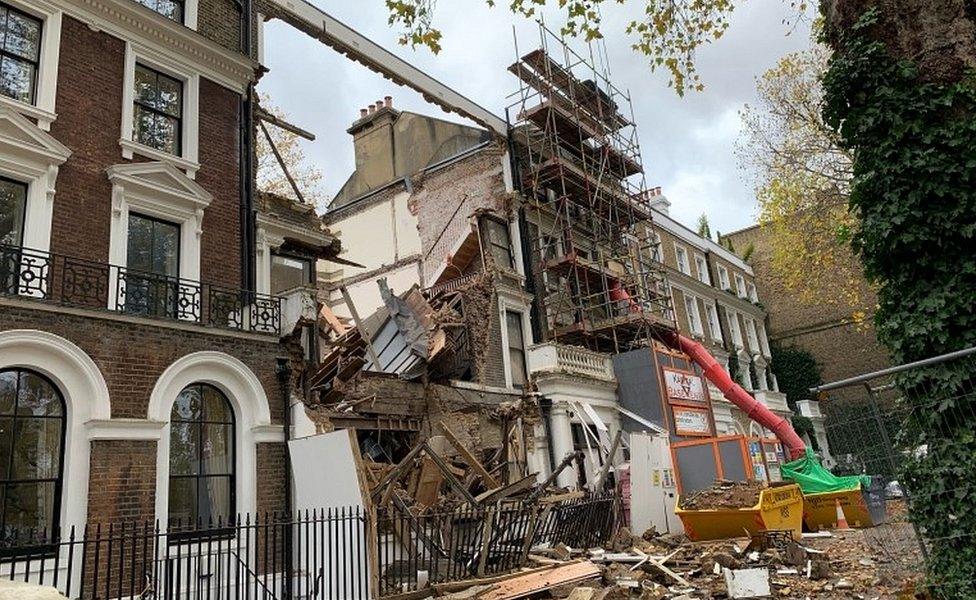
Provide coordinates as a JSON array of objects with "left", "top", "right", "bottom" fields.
[
  {"left": 497, "top": 290, "right": 533, "bottom": 390},
  {"left": 0, "top": 0, "right": 61, "bottom": 131},
  {"left": 681, "top": 290, "right": 704, "bottom": 338},
  {"left": 672, "top": 242, "right": 691, "bottom": 275},
  {"left": 693, "top": 252, "right": 710, "bottom": 285},
  {"left": 0, "top": 106, "right": 71, "bottom": 254},
  {"left": 716, "top": 264, "right": 730, "bottom": 291},
  {"left": 703, "top": 300, "right": 722, "bottom": 343},
  {"left": 106, "top": 162, "right": 212, "bottom": 312},
  {"left": 120, "top": 41, "right": 201, "bottom": 178}
]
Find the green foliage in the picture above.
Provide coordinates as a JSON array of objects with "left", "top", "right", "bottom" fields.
[
  {"left": 822, "top": 9, "right": 976, "bottom": 595},
  {"left": 696, "top": 213, "right": 712, "bottom": 240},
  {"left": 769, "top": 343, "right": 822, "bottom": 411},
  {"left": 790, "top": 414, "right": 818, "bottom": 450}
]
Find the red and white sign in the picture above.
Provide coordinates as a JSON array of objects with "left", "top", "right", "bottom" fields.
[
  {"left": 662, "top": 368, "right": 707, "bottom": 403},
  {"left": 672, "top": 407, "right": 712, "bottom": 436}
]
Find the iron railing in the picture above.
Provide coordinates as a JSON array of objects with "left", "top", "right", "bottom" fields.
[
  {"left": 811, "top": 346, "right": 976, "bottom": 598},
  {"left": 0, "top": 243, "right": 281, "bottom": 336},
  {"left": 0, "top": 495, "right": 619, "bottom": 599}
]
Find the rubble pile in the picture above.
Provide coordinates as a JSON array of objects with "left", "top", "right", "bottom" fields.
[
  {"left": 424, "top": 523, "right": 925, "bottom": 600},
  {"left": 677, "top": 480, "right": 765, "bottom": 511}
]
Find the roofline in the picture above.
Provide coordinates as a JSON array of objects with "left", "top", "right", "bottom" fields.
[
  {"left": 261, "top": 0, "right": 508, "bottom": 136},
  {"left": 722, "top": 222, "right": 761, "bottom": 238},
  {"left": 651, "top": 208, "right": 755, "bottom": 275}
]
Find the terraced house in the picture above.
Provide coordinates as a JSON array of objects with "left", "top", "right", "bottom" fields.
[{"left": 0, "top": 0, "right": 336, "bottom": 584}]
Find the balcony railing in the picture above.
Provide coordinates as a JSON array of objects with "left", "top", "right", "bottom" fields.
[
  {"left": 0, "top": 244, "right": 282, "bottom": 336},
  {"left": 527, "top": 341, "right": 616, "bottom": 381}
]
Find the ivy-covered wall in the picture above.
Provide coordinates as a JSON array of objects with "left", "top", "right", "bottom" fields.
[{"left": 823, "top": 8, "right": 976, "bottom": 596}]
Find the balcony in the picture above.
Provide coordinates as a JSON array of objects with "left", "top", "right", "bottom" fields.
[
  {"left": 528, "top": 341, "right": 615, "bottom": 382},
  {"left": 0, "top": 244, "right": 282, "bottom": 336},
  {"left": 753, "top": 389, "right": 790, "bottom": 414},
  {"left": 796, "top": 399, "right": 823, "bottom": 419}
]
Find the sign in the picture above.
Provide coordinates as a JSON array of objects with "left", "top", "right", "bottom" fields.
[
  {"left": 672, "top": 406, "right": 711, "bottom": 436},
  {"left": 662, "top": 368, "right": 707, "bottom": 403}
]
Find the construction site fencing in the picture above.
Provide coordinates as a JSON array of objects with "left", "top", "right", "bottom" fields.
[
  {"left": 374, "top": 494, "right": 618, "bottom": 596},
  {"left": 812, "top": 346, "right": 976, "bottom": 597}
]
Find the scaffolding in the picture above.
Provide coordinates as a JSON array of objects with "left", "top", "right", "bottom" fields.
[{"left": 508, "top": 23, "right": 675, "bottom": 354}]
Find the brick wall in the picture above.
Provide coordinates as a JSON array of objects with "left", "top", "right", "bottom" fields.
[
  {"left": 256, "top": 442, "right": 287, "bottom": 514},
  {"left": 0, "top": 307, "right": 284, "bottom": 421},
  {"left": 87, "top": 440, "right": 158, "bottom": 524},
  {"left": 49, "top": 17, "right": 243, "bottom": 288},
  {"left": 197, "top": 0, "right": 244, "bottom": 54}
]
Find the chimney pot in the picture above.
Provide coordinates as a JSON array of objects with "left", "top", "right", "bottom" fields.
[
  {"left": 384, "top": 96, "right": 393, "bottom": 108},
  {"left": 368, "top": 104, "right": 376, "bottom": 114},
  {"left": 376, "top": 100, "right": 384, "bottom": 110},
  {"left": 359, "top": 108, "right": 368, "bottom": 118}
]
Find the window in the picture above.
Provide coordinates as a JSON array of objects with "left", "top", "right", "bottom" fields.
[
  {"left": 505, "top": 310, "right": 527, "bottom": 387},
  {"left": 747, "top": 282, "right": 758, "bottom": 303},
  {"left": 135, "top": 0, "right": 184, "bottom": 22},
  {"left": 683, "top": 294, "right": 703, "bottom": 336},
  {"left": 705, "top": 302, "right": 722, "bottom": 342},
  {"left": 133, "top": 63, "right": 183, "bottom": 156},
  {"left": 717, "top": 265, "right": 730, "bottom": 291},
  {"left": 694, "top": 254, "right": 710, "bottom": 284},
  {"left": 169, "top": 384, "right": 235, "bottom": 529},
  {"left": 674, "top": 244, "right": 690, "bottom": 275},
  {"left": 745, "top": 317, "right": 760, "bottom": 351},
  {"left": 0, "top": 368, "right": 65, "bottom": 546},
  {"left": 125, "top": 213, "right": 180, "bottom": 317},
  {"left": 649, "top": 232, "right": 662, "bottom": 262},
  {"left": 0, "top": 3, "right": 41, "bottom": 105},
  {"left": 758, "top": 322, "right": 771, "bottom": 356},
  {"left": 727, "top": 308, "right": 743, "bottom": 347},
  {"left": 0, "top": 176, "right": 26, "bottom": 246},
  {"left": 271, "top": 254, "right": 312, "bottom": 295},
  {"left": 734, "top": 273, "right": 747, "bottom": 298},
  {"left": 484, "top": 218, "right": 514, "bottom": 271}
]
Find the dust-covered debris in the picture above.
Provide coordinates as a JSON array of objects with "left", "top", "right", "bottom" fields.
[{"left": 678, "top": 480, "right": 766, "bottom": 511}]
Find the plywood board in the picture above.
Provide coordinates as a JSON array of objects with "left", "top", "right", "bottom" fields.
[{"left": 478, "top": 561, "right": 601, "bottom": 600}]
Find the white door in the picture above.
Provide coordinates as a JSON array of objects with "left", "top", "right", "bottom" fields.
[{"left": 629, "top": 432, "right": 684, "bottom": 536}]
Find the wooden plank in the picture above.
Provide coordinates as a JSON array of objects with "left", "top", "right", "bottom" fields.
[
  {"left": 369, "top": 441, "right": 425, "bottom": 501},
  {"left": 431, "top": 563, "right": 566, "bottom": 595},
  {"left": 415, "top": 456, "right": 444, "bottom": 509},
  {"left": 476, "top": 508, "right": 496, "bottom": 576},
  {"left": 423, "top": 443, "right": 479, "bottom": 505},
  {"left": 477, "top": 561, "right": 602, "bottom": 600},
  {"left": 441, "top": 423, "right": 499, "bottom": 488},
  {"left": 475, "top": 474, "right": 537, "bottom": 504},
  {"left": 340, "top": 286, "right": 382, "bottom": 369},
  {"left": 592, "top": 430, "right": 622, "bottom": 491}
]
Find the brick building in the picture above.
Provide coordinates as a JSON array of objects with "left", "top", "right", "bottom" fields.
[{"left": 0, "top": 0, "right": 336, "bottom": 555}]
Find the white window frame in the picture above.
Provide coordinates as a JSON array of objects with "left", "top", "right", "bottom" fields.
[
  {"left": 747, "top": 282, "right": 758, "bottom": 303},
  {"left": 106, "top": 162, "right": 212, "bottom": 314},
  {"left": 745, "top": 317, "right": 761, "bottom": 352},
  {"left": 673, "top": 243, "right": 691, "bottom": 276},
  {"left": 717, "top": 264, "right": 730, "bottom": 291},
  {"left": 704, "top": 301, "right": 722, "bottom": 343},
  {"left": 726, "top": 307, "right": 743, "bottom": 348},
  {"left": 757, "top": 322, "right": 771, "bottom": 357},
  {"left": 497, "top": 294, "right": 533, "bottom": 390},
  {"left": 734, "top": 273, "right": 747, "bottom": 298},
  {"left": 120, "top": 42, "right": 201, "bottom": 178},
  {"left": 683, "top": 292, "right": 704, "bottom": 337},
  {"left": 694, "top": 253, "right": 710, "bottom": 284},
  {"left": 0, "top": 0, "right": 61, "bottom": 130}
]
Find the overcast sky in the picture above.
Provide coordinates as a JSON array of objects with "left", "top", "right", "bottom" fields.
[{"left": 259, "top": 1, "right": 814, "bottom": 235}]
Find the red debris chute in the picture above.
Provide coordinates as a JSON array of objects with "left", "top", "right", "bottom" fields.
[{"left": 660, "top": 330, "right": 807, "bottom": 460}]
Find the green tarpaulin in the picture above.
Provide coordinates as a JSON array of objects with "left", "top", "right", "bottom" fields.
[{"left": 781, "top": 448, "right": 871, "bottom": 494}]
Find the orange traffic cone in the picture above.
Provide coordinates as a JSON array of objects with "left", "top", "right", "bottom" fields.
[{"left": 834, "top": 498, "right": 850, "bottom": 530}]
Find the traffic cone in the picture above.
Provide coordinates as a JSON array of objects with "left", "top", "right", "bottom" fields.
[{"left": 834, "top": 498, "right": 850, "bottom": 530}]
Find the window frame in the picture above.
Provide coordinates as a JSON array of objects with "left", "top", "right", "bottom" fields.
[
  {"left": 168, "top": 382, "right": 236, "bottom": 539},
  {"left": 0, "top": 0, "right": 60, "bottom": 130},
  {"left": 483, "top": 216, "right": 516, "bottom": 272},
  {"left": 504, "top": 309, "right": 528, "bottom": 388},
  {"left": 747, "top": 282, "right": 758, "bottom": 303},
  {"left": 120, "top": 43, "right": 201, "bottom": 177},
  {"left": 726, "top": 307, "right": 743, "bottom": 348},
  {"left": 682, "top": 293, "right": 704, "bottom": 337},
  {"left": 0, "top": 367, "right": 66, "bottom": 556},
  {"left": 134, "top": 0, "right": 186, "bottom": 24},
  {"left": 704, "top": 301, "right": 722, "bottom": 343},
  {"left": 717, "top": 264, "right": 730, "bottom": 291},
  {"left": 270, "top": 252, "right": 314, "bottom": 295},
  {"left": 0, "top": 174, "right": 27, "bottom": 247},
  {"left": 693, "top": 253, "right": 710, "bottom": 285},
  {"left": 734, "top": 273, "right": 747, "bottom": 298},
  {"left": 673, "top": 243, "right": 690, "bottom": 276},
  {"left": 0, "top": 2, "right": 42, "bottom": 106},
  {"left": 132, "top": 62, "right": 184, "bottom": 158}
]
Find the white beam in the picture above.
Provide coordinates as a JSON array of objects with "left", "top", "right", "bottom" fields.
[{"left": 261, "top": 0, "right": 508, "bottom": 136}]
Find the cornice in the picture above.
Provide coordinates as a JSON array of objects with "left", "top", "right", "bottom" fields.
[{"left": 53, "top": 0, "right": 256, "bottom": 93}]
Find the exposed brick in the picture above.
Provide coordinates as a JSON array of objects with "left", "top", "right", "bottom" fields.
[{"left": 88, "top": 440, "right": 157, "bottom": 524}]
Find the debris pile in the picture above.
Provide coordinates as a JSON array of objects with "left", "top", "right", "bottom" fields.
[{"left": 677, "top": 480, "right": 764, "bottom": 511}]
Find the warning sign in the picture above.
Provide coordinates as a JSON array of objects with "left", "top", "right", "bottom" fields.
[{"left": 662, "top": 368, "right": 707, "bottom": 403}]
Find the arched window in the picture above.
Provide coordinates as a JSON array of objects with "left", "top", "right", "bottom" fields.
[
  {"left": 0, "top": 368, "right": 65, "bottom": 545},
  {"left": 169, "top": 384, "right": 234, "bottom": 528}
]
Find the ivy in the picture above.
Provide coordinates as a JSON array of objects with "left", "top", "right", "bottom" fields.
[
  {"left": 770, "top": 343, "right": 823, "bottom": 411},
  {"left": 822, "top": 9, "right": 976, "bottom": 596}
]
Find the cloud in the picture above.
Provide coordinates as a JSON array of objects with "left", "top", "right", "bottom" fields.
[{"left": 258, "top": 0, "right": 813, "bottom": 233}]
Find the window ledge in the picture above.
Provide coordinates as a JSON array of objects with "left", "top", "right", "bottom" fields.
[
  {"left": 0, "top": 96, "right": 57, "bottom": 130},
  {"left": 120, "top": 138, "right": 200, "bottom": 178}
]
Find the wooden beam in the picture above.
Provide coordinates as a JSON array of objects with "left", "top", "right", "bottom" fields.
[
  {"left": 422, "top": 443, "right": 479, "bottom": 505},
  {"left": 441, "top": 423, "right": 499, "bottom": 488},
  {"left": 258, "top": 120, "right": 307, "bottom": 205},
  {"left": 340, "top": 286, "right": 382, "bottom": 369},
  {"left": 369, "top": 440, "right": 425, "bottom": 501},
  {"left": 592, "top": 430, "right": 622, "bottom": 491}
]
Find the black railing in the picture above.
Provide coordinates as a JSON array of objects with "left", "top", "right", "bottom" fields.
[
  {"left": 0, "top": 244, "right": 281, "bottom": 336},
  {"left": 0, "top": 496, "right": 618, "bottom": 599}
]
